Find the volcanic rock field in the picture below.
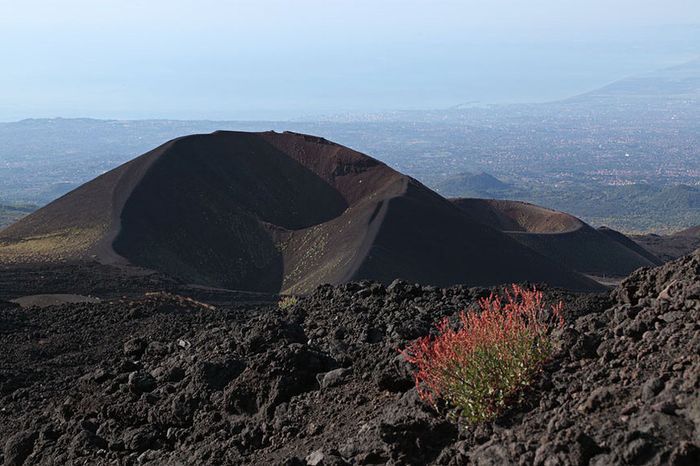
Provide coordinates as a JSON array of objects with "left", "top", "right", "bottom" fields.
[
  {"left": 0, "top": 249, "right": 698, "bottom": 465},
  {"left": 0, "top": 131, "right": 698, "bottom": 465}
]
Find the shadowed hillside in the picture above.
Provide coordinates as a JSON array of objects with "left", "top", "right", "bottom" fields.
[
  {"left": 0, "top": 131, "right": 600, "bottom": 292},
  {"left": 632, "top": 224, "right": 700, "bottom": 261},
  {"left": 452, "top": 198, "right": 662, "bottom": 277},
  {"left": 597, "top": 226, "right": 664, "bottom": 264}
]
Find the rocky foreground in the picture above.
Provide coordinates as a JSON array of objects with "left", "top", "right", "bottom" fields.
[{"left": 1, "top": 251, "right": 699, "bottom": 465}]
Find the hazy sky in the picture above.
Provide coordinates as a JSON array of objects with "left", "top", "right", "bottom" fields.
[{"left": 1, "top": 0, "right": 699, "bottom": 120}]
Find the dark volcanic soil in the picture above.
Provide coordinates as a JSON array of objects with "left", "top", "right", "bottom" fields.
[
  {"left": 0, "top": 262, "right": 275, "bottom": 306},
  {"left": 1, "top": 251, "right": 699, "bottom": 465},
  {"left": 0, "top": 262, "right": 178, "bottom": 302}
]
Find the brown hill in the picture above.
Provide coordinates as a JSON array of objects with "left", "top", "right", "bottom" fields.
[
  {"left": 632, "top": 225, "right": 700, "bottom": 262},
  {"left": 0, "top": 131, "right": 600, "bottom": 292},
  {"left": 451, "top": 198, "right": 661, "bottom": 277},
  {"left": 596, "top": 226, "right": 665, "bottom": 264},
  {"left": 678, "top": 225, "right": 700, "bottom": 236}
]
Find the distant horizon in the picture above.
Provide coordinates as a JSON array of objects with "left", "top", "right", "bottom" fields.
[
  {"left": 2, "top": 0, "right": 699, "bottom": 121},
  {"left": 2, "top": 54, "right": 699, "bottom": 124}
]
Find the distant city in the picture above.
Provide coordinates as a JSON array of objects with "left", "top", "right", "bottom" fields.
[{"left": 1, "top": 59, "right": 699, "bottom": 233}]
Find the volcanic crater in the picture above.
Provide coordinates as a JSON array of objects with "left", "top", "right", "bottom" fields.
[{"left": 0, "top": 131, "right": 602, "bottom": 293}]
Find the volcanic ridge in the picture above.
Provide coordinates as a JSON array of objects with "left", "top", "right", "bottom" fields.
[
  {"left": 451, "top": 199, "right": 662, "bottom": 278},
  {"left": 0, "top": 131, "right": 602, "bottom": 293},
  {"left": 632, "top": 225, "right": 700, "bottom": 262}
]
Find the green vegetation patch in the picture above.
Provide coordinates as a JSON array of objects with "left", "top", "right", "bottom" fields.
[{"left": 401, "top": 285, "right": 563, "bottom": 424}]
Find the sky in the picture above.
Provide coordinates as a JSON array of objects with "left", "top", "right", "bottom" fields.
[{"left": 1, "top": 0, "right": 699, "bottom": 121}]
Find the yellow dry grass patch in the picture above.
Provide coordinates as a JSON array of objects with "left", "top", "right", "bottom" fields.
[{"left": 0, "top": 225, "right": 105, "bottom": 263}]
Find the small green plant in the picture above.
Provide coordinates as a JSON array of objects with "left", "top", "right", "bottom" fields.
[
  {"left": 400, "top": 285, "right": 563, "bottom": 424},
  {"left": 278, "top": 296, "right": 299, "bottom": 309}
]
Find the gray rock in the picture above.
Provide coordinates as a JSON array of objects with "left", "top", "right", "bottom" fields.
[
  {"left": 469, "top": 441, "right": 510, "bottom": 465},
  {"left": 318, "top": 368, "right": 352, "bottom": 389},
  {"left": 622, "top": 437, "right": 654, "bottom": 464},
  {"left": 305, "top": 449, "right": 325, "bottom": 465},
  {"left": 123, "top": 338, "right": 147, "bottom": 358},
  {"left": 642, "top": 377, "right": 665, "bottom": 400},
  {"left": 123, "top": 426, "right": 158, "bottom": 452},
  {"left": 127, "top": 370, "right": 157, "bottom": 393},
  {"left": 3, "top": 431, "right": 37, "bottom": 466},
  {"left": 578, "top": 386, "right": 614, "bottom": 413}
]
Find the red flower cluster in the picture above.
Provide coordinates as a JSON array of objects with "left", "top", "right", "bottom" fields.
[{"left": 400, "top": 285, "right": 563, "bottom": 423}]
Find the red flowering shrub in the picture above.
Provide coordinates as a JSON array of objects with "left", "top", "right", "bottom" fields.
[{"left": 400, "top": 285, "right": 564, "bottom": 424}]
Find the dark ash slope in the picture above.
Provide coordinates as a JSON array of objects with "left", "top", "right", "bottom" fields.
[
  {"left": 632, "top": 225, "right": 700, "bottom": 262},
  {"left": 452, "top": 198, "right": 662, "bottom": 277}
]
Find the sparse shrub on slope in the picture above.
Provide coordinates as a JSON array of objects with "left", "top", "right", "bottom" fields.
[
  {"left": 278, "top": 295, "right": 299, "bottom": 309},
  {"left": 401, "top": 285, "right": 563, "bottom": 424}
]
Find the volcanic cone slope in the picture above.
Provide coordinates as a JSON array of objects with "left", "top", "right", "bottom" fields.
[
  {"left": 452, "top": 198, "right": 661, "bottom": 277},
  {"left": 0, "top": 131, "right": 599, "bottom": 292},
  {"left": 631, "top": 224, "right": 700, "bottom": 262}
]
